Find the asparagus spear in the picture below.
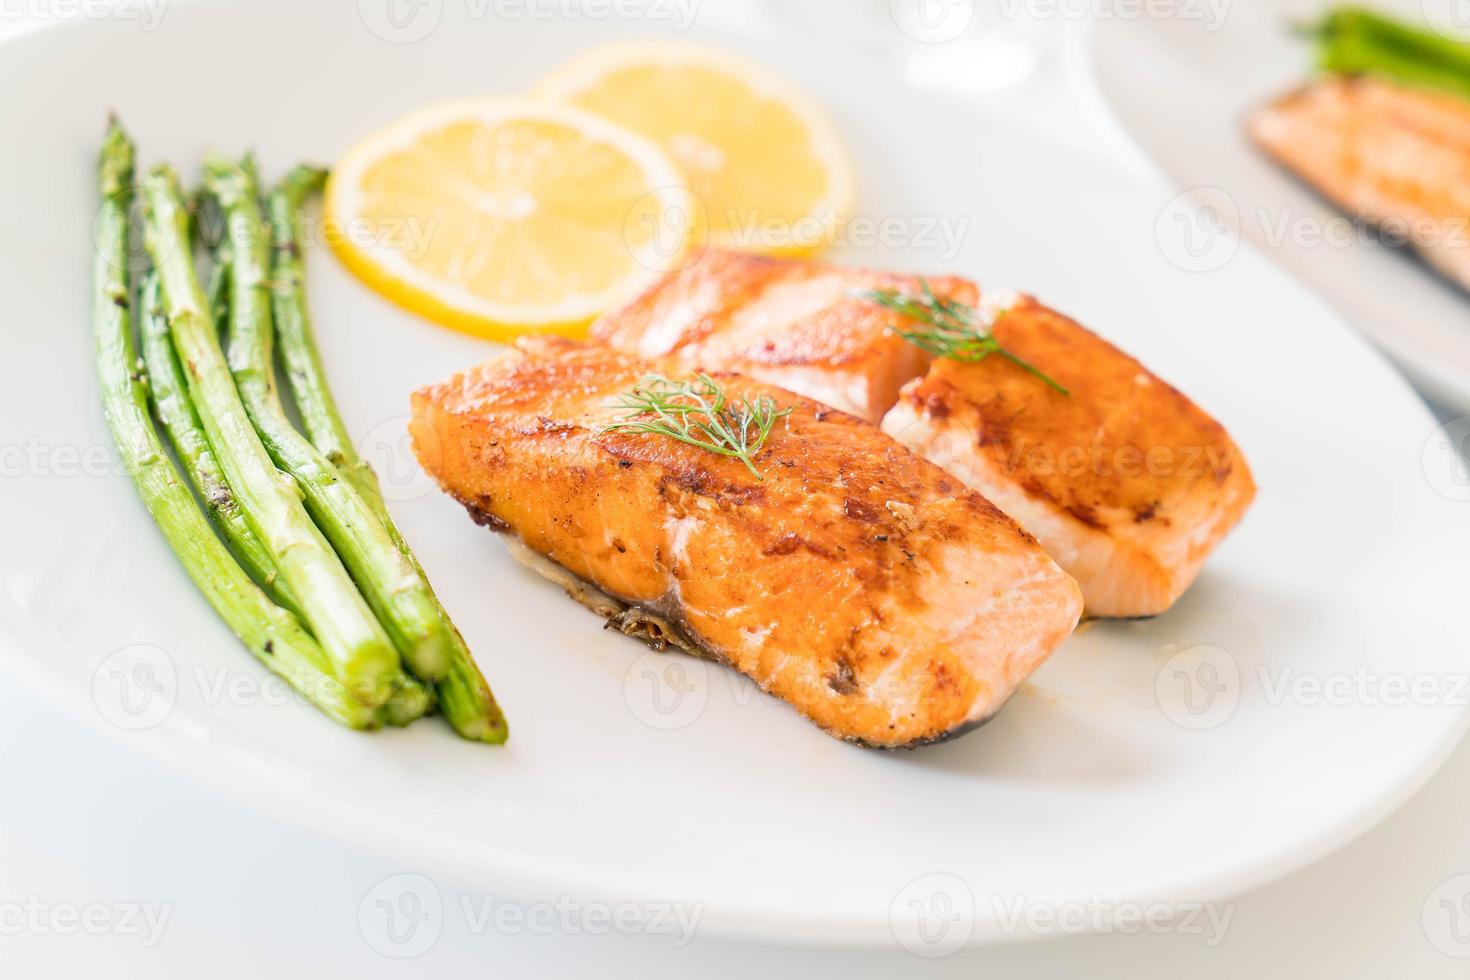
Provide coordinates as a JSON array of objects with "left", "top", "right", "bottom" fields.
[
  {"left": 141, "top": 163, "right": 401, "bottom": 708},
  {"left": 205, "top": 242, "right": 435, "bottom": 728},
  {"left": 204, "top": 155, "right": 451, "bottom": 685},
  {"left": 382, "top": 674, "right": 436, "bottom": 727},
  {"left": 265, "top": 168, "right": 365, "bottom": 480},
  {"left": 269, "top": 166, "right": 509, "bottom": 744},
  {"left": 431, "top": 634, "right": 509, "bottom": 743},
  {"left": 94, "top": 119, "right": 379, "bottom": 730},
  {"left": 1313, "top": 7, "right": 1470, "bottom": 101},
  {"left": 137, "top": 269, "right": 305, "bottom": 618}
]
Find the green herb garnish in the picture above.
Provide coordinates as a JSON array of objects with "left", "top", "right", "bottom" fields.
[
  {"left": 860, "top": 279, "right": 1069, "bottom": 395},
  {"left": 602, "top": 374, "right": 793, "bottom": 479}
]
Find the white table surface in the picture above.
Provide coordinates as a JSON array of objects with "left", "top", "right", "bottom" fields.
[{"left": 3, "top": 3, "right": 1468, "bottom": 976}]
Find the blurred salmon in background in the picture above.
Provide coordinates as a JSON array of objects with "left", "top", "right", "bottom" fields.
[
  {"left": 1251, "top": 7, "right": 1470, "bottom": 293},
  {"left": 1250, "top": 76, "right": 1470, "bottom": 292}
]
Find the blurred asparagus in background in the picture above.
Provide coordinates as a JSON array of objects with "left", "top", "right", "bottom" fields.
[{"left": 1311, "top": 6, "right": 1470, "bottom": 100}]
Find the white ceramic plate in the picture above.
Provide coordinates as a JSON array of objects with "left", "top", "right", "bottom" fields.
[
  {"left": 3, "top": 0, "right": 1468, "bottom": 949},
  {"left": 1085, "top": 0, "right": 1470, "bottom": 412}
]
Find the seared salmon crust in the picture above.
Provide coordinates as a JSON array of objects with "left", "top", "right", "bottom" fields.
[
  {"left": 883, "top": 294, "right": 1256, "bottom": 618},
  {"left": 595, "top": 248, "right": 1255, "bottom": 617},
  {"left": 411, "top": 337, "right": 1082, "bottom": 748}
]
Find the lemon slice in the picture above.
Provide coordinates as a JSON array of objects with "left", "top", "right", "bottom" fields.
[
  {"left": 537, "top": 41, "right": 856, "bottom": 258},
  {"left": 325, "top": 98, "right": 695, "bottom": 340}
]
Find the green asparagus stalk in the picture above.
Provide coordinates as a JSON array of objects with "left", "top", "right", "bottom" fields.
[
  {"left": 265, "top": 168, "right": 365, "bottom": 479},
  {"left": 207, "top": 240, "right": 436, "bottom": 728},
  {"left": 382, "top": 674, "right": 436, "bottom": 727},
  {"left": 95, "top": 119, "right": 379, "bottom": 730},
  {"left": 204, "top": 155, "right": 451, "bottom": 685},
  {"left": 137, "top": 269, "right": 305, "bottom": 619},
  {"left": 1313, "top": 7, "right": 1470, "bottom": 101},
  {"left": 269, "top": 165, "right": 508, "bottom": 744},
  {"left": 431, "top": 631, "right": 509, "bottom": 743},
  {"left": 141, "top": 162, "right": 401, "bottom": 709}
]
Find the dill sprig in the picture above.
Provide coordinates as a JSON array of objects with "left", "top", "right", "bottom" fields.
[
  {"left": 860, "top": 280, "right": 1069, "bottom": 395},
  {"left": 601, "top": 373, "right": 793, "bottom": 479}
]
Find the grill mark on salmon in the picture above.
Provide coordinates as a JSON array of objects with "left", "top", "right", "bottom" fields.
[{"left": 411, "top": 337, "right": 1082, "bottom": 748}]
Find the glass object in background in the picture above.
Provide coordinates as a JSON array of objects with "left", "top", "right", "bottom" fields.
[{"left": 765, "top": 0, "right": 1044, "bottom": 95}]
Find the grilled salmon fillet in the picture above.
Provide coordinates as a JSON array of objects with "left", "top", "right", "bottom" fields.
[
  {"left": 1249, "top": 76, "right": 1470, "bottom": 291},
  {"left": 410, "top": 337, "right": 1082, "bottom": 747},
  {"left": 589, "top": 248, "right": 977, "bottom": 424},
  {"left": 881, "top": 294, "right": 1255, "bottom": 618}
]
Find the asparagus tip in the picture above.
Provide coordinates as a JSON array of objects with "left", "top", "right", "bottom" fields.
[
  {"left": 99, "top": 116, "right": 134, "bottom": 194},
  {"left": 280, "top": 164, "right": 330, "bottom": 201},
  {"left": 202, "top": 152, "right": 259, "bottom": 207},
  {"left": 454, "top": 714, "right": 509, "bottom": 745}
]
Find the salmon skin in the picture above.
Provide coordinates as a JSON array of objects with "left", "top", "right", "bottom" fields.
[
  {"left": 1249, "top": 75, "right": 1470, "bottom": 292},
  {"left": 590, "top": 248, "right": 977, "bottom": 424},
  {"left": 410, "top": 337, "right": 1082, "bottom": 748},
  {"left": 881, "top": 293, "right": 1255, "bottom": 618}
]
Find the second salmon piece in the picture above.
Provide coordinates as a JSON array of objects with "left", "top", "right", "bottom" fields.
[
  {"left": 881, "top": 294, "right": 1256, "bottom": 618},
  {"left": 590, "top": 248, "right": 976, "bottom": 424},
  {"left": 410, "top": 337, "right": 1082, "bottom": 748}
]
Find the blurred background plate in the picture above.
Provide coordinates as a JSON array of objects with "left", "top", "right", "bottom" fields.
[{"left": 1086, "top": 0, "right": 1470, "bottom": 413}]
